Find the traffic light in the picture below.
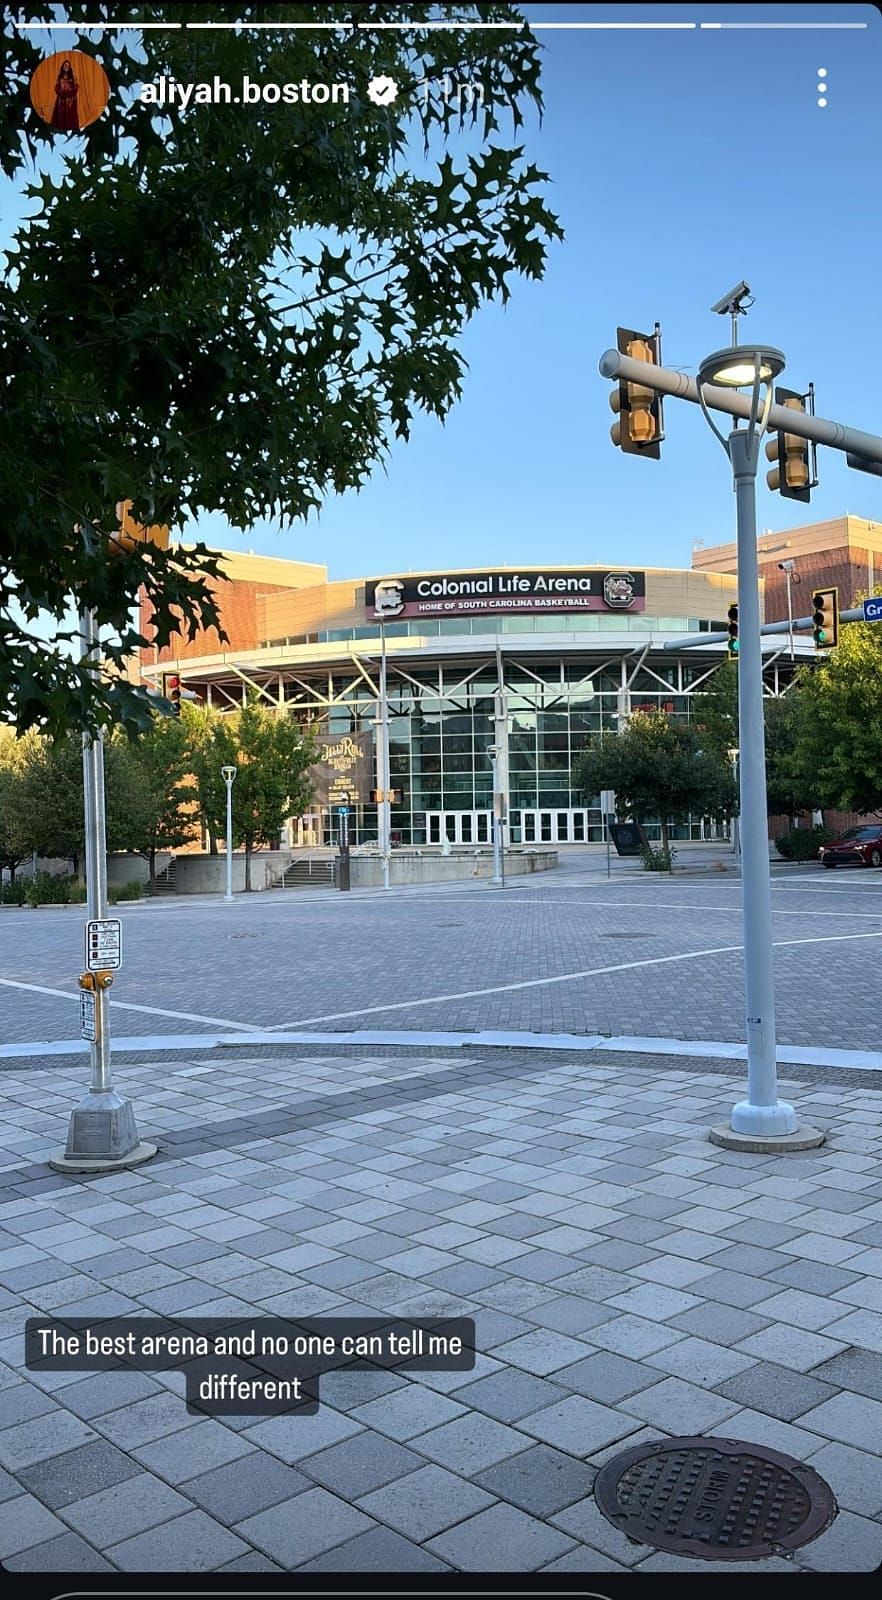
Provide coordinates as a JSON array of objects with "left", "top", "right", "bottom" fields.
[
  {"left": 727, "top": 604, "right": 739, "bottom": 659},
  {"left": 811, "top": 587, "right": 839, "bottom": 651},
  {"left": 764, "top": 388, "right": 817, "bottom": 502},
  {"left": 609, "top": 325, "right": 663, "bottom": 458},
  {"left": 109, "top": 500, "right": 171, "bottom": 556},
  {"left": 163, "top": 673, "right": 182, "bottom": 715}
]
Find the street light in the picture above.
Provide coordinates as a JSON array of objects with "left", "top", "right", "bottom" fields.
[
  {"left": 696, "top": 327, "right": 799, "bottom": 1141},
  {"left": 486, "top": 745, "right": 504, "bottom": 887},
  {"left": 727, "top": 746, "right": 741, "bottom": 863},
  {"left": 371, "top": 581, "right": 401, "bottom": 893},
  {"left": 221, "top": 765, "right": 237, "bottom": 902}
]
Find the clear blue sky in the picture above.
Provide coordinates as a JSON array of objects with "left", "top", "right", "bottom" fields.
[{"left": 6, "top": 4, "right": 882, "bottom": 580}]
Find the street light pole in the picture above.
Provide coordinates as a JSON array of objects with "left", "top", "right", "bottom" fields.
[
  {"left": 728, "top": 746, "right": 741, "bottom": 863},
  {"left": 222, "top": 765, "right": 237, "bottom": 901},
  {"left": 50, "top": 606, "right": 156, "bottom": 1173},
  {"left": 727, "top": 422, "right": 791, "bottom": 1131},
  {"left": 379, "top": 618, "right": 391, "bottom": 892},
  {"left": 775, "top": 557, "right": 798, "bottom": 662},
  {"left": 695, "top": 333, "right": 820, "bottom": 1148},
  {"left": 487, "top": 745, "right": 503, "bottom": 886}
]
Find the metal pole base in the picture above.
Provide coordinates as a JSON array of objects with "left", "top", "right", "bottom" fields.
[
  {"left": 709, "top": 1122, "right": 825, "bottom": 1154},
  {"left": 730, "top": 1096, "right": 798, "bottom": 1136},
  {"left": 49, "top": 1090, "right": 157, "bottom": 1173}
]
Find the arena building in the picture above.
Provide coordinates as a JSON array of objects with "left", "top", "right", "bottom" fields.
[{"left": 138, "top": 551, "right": 812, "bottom": 850}]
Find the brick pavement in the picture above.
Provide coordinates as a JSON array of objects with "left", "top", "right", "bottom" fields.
[{"left": 0, "top": 1044, "right": 881, "bottom": 1572}]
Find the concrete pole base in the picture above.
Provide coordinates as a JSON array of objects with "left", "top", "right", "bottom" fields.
[
  {"left": 49, "top": 1089, "right": 157, "bottom": 1174},
  {"left": 709, "top": 1123, "right": 825, "bottom": 1153},
  {"left": 49, "top": 1141, "right": 158, "bottom": 1174}
]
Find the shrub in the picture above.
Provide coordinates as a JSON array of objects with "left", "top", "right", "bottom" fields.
[
  {"left": 67, "top": 880, "right": 87, "bottom": 903},
  {"left": 641, "top": 844, "right": 677, "bottom": 873},
  {"left": 109, "top": 880, "right": 142, "bottom": 903},
  {"left": 775, "top": 826, "right": 835, "bottom": 862},
  {"left": 24, "top": 871, "right": 71, "bottom": 905},
  {"left": 0, "top": 881, "right": 27, "bottom": 904}
]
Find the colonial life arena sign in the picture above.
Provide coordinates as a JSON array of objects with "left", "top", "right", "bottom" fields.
[{"left": 366, "top": 569, "right": 646, "bottom": 620}]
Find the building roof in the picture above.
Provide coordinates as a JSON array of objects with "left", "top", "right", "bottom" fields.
[{"left": 692, "top": 514, "right": 882, "bottom": 573}]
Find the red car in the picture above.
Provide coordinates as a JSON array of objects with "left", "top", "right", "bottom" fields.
[{"left": 819, "top": 826, "right": 882, "bottom": 868}]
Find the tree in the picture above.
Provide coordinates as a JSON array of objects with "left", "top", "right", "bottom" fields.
[
  {"left": 691, "top": 660, "right": 816, "bottom": 819},
  {"left": 14, "top": 730, "right": 133, "bottom": 872},
  {"left": 783, "top": 617, "right": 882, "bottom": 817},
  {"left": 2, "top": 5, "right": 561, "bottom": 740},
  {"left": 185, "top": 704, "right": 233, "bottom": 856},
  {"left": 114, "top": 715, "right": 196, "bottom": 885},
  {"left": 0, "top": 735, "right": 29, "bottom": 883},
  {"left": 763, "top": 692, "right": 818, "bottom": 820},
  {"left": 691, "top": 660, "right": 739, "bottom": 756},
  {"left": 190, "top": 700, "right": 317, "bottom": 890},
  {"left": 573, "top": 710, "right": 736, "bottom": 863}
]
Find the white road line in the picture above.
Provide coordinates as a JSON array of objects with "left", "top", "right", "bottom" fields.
[
  {"left": 402, "top": 895, "right": 882, "bottom": 922},
  {"left": 267, "top": 927, "right": 882, "bottom": 1031},
  {"left": 0, "top": 977, "right": 258, "bottom": 1033}
]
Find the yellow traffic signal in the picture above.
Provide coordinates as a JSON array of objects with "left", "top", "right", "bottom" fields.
[
  {"left": 108, "top": 500, "right": 171, "bottom": 557},
  {"left": 609, "top": 326, "right": 663, "bottom": 458},
  {"left": 764, "top": 388, "right": 816, "bottom": 502},
  {"left": 812, "top": 587, "right": 838, "bottom": 651}
]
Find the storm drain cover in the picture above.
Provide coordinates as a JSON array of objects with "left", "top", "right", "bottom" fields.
[{"left": 594, "top": 1437, "right": 837, "bottom": 1561}]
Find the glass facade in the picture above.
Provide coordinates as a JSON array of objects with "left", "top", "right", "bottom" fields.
[
  {"left": 264, "top": 614, "right": 730, "bottom": 649},
  {"left": 265, "top": 650, "right": 754, "bottom": 848}
]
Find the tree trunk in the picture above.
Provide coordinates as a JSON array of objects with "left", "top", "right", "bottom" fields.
[
  {"left": 208, "top": 830, "right": 218, "bottom": 856},
  {"left": 149, "top": 846, "right": 156, "bottom": 886},
  {"left": 9, "top": 862, "right": 15, "bottom": 886},
  {"left": 660, "top": 819, "right": 671, "bottom": 867},
  {"left": 245, "top": 841, "right": 253, "bottom": 892}
]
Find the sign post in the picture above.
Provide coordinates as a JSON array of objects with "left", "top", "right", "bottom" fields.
[
  {"left": 601, "top": 791, "right": 616, "bottom": 879},
  {"left": 50, "top": 607, "right": 156, "bottom": 1174},
  {"left": 337, "top": 792, "right": 351, "bottom": 892}
]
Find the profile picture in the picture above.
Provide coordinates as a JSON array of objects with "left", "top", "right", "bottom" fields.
[{"left": 29, "top": 49, "right": 110, "bottom": 134}]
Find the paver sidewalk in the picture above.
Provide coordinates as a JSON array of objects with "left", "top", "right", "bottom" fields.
[{"left": 0, "top": 1045, "right": 881, "bottom": 1573}]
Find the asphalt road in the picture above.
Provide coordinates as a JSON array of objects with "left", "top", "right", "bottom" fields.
[{"left": 2, "top": 850, "right": 881, "bottom": 1059}]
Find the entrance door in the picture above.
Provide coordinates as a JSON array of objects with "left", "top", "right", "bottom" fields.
[
  {"left": 519, "top": 810, "right": 590, "bottom": 844},
  {"left": 427, "top": 811, "right": 493, "bottom": 845},
  {"left": 294, "top": 813, "right": 321, "bottom": 847}
]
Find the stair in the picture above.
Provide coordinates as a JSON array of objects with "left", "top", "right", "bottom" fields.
[{"left": 275, "top": 858, "right": 337, "bottom": 890}]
